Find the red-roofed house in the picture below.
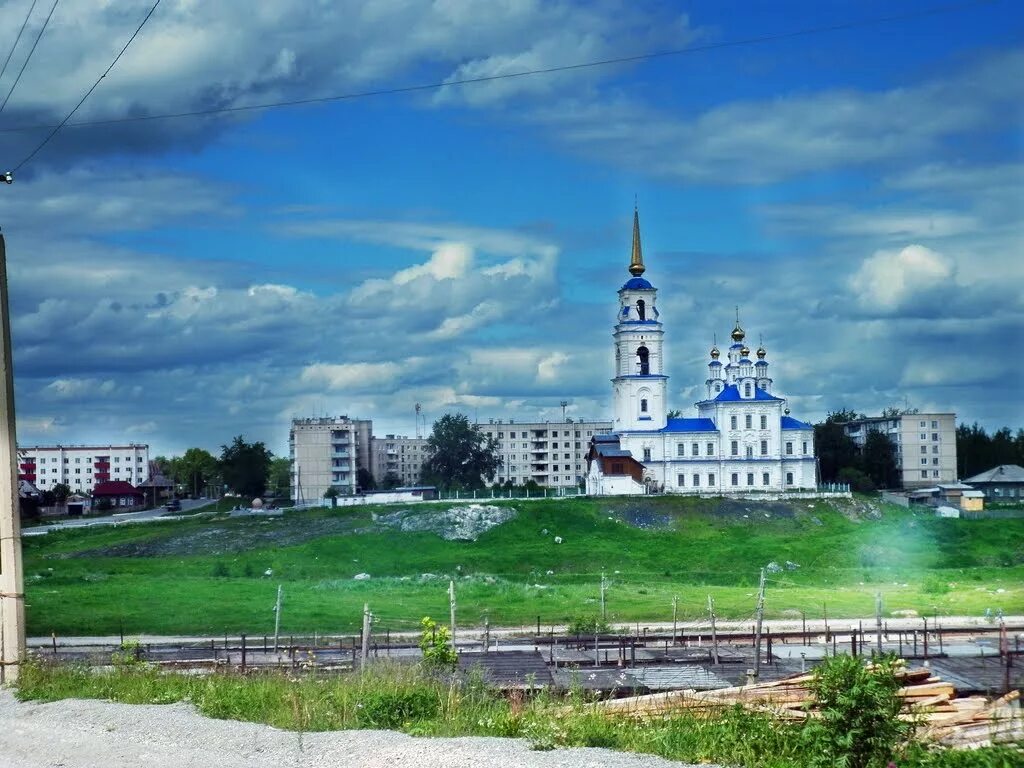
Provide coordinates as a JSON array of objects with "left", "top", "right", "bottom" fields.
[{"left": 92, "top": 481, "right": 145, "bottom": 510}]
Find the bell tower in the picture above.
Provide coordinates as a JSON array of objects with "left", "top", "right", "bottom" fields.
[{"left": 612, "top": 208, "right": 667, "bottom": 432}]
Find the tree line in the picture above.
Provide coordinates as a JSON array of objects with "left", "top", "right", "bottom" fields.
[{"left": 154, "top": 435, "right": 284, "bottom": 499}]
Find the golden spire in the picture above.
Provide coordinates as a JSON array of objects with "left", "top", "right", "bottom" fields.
[
  {"left": 730, "top": 305, "right": 745, "bottom": 342},
  {"left": 628, "top": 206, "right": 645, "bottom": 277}
]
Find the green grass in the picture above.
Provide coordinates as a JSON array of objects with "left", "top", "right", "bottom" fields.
[
  {"left": 22, "top": 496, "right": 1024, "bottom": 636},
  {"left": 16, "top": 661, "right": 1022, "bottom": 768}
]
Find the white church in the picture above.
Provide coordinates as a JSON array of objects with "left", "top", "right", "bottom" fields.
[{"left": 586, "top": 210, "right": 817, "bottom": 496}]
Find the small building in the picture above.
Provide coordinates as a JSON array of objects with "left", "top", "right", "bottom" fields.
[
  {"left": 959, "top": 490, "right": 985, "bottom": 512},
  {"left": 962, "top": 464, "right": 1024, "bottom": 502},
  {"left": 137, "top": 461, "right": 174, "bottom": 507},
  {"left": 586, "top": 434, "right": 647, "bottom": 495},
  {"left": 92, "top": 481, "right": 145, "bottom": 511}
]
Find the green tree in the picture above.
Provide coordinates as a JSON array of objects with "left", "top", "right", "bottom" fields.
[
  {"left": 814, "top": 412, "right": 861, "bottom": 483},
  {"left": 323, "top": 485, "right": 340, "bottom": 507},
  {"left": 666, "top": 409, "right": 682, "bottom": 419},
  {"left": 356, "top": 467, "right": 376, "bottom": 492},
  {"left": 861, "top": 431, "right": 899, "bottom": 489},
  {"left": 176, "top": 447, "right": 218, "bottom": 497},
  {"left": 219, "top": 436, "right": 272, "bottom": 498},
  {"left": 420, "top": 413, "right": 500, "bottom": 491},
  {"left": 268, "top": 457, "right": 291, "bottom": 498},
  {"left": 379, "top": 471, "right": 401, "bottom": 489},
  {"left": 51, "top": 482, "right": 71, "bottom": 505}
]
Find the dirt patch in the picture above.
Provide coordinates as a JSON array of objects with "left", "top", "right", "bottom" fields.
[{"left": 604, "top": 498, "right": 798, "bottom": 530}]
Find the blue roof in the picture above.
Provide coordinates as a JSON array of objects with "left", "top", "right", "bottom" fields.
[
  {"left": 755, "top": 359, "right": 768, "bottom": 366},
  {"left": 708, "top": 360, "right": 722, "bottom": 366},
  {"left": 781, "top": 416, "right": 813, "bottom": 430},
  {"left": 738, "top": 358, "right": 752, "bottom": 364},
  {"left": 661, "top": 417, "right": 718, "bottom": 433},
  {"left": 711, "top": 384, "right": 783, "bottom": 402},
  {"left": 730, "top": 343, "right": 743, "bottom": 349},
  {"left": 620, "top": 277, "right": 654, "bottom": 290}
]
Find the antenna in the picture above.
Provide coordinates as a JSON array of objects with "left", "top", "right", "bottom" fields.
[
  {"left": 560, "top": 400, "right": 569, "bottom": 421},
  {"left": 415, "top": 403, "right": 421, "bottom": 438}
]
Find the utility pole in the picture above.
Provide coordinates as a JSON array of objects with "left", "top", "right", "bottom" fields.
[
  {"left": 272, "top": 585, "right": 283, "bottom": 652},
  {"left": 449, "top": 579, "right": 457, "bottom": 652},
  {"left": 753, "top": 568, "right": 766, "bottom": 679},
  {"left": 672, "top": 595, "right": 678, "bottom": 646},
  {"left": 875, "top": 591, "right": 884, "bottom": 655},
  {"left": 361, "top": 603, "right": 370, "bottom": 667},
  {"left": 708, "top": 594, "right": 720, "bottom": 664},
  {"left": 600, "top": 571, "right": 607, "bottom": 621},
  {"left": 0, "top": 233, "right": 25, "bottom": 682}
]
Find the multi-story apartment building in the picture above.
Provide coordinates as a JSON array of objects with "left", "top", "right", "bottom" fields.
[
  {"left": 17, "top": 444, "right": 150, "bottom": 494},
  {"left": 370, "top": 435, "right": 428, "bottom": 487},
  {"left": 477, "top": 419, "right": 613, "bottom": 488},
  {"left": 289, "top": 416, "right": 372, "bottom": 501},
  {"left": 841, "top": 413, "right": 957, "bottom": 488}
]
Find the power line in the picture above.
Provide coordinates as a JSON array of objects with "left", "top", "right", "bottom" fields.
[
  {"left": 0, "top": 0, "right": 996, "bottom": 141},
  {"left": 12, "top": 0, "right": 161, "bottom": 172},
  {"left": 0, "top": 0, "right": 41, "bottom": 87},
  {"left": 0, "top": 0, "right": 58, "bottom": 116}
]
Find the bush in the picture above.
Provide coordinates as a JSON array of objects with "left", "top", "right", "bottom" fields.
[
  {"left": 838, "top": 467, "right": 876, "bottom": 493},
  {"left": 567, "top": 615, "right": 610, "bottom": 635},
  {"left": 418, "top": 617, "right": 456, "bottom": 668},
  {"left": 800, "top": 653, "right": 909, "bottom": 768},
  {"left": 357, "top": 688, "right": 439, "bottom": 729},
  {"left": 211, "top": 561, "right": 229, "bottom": 577}
]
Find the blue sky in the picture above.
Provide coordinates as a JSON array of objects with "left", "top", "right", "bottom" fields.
[{"left": 1, "top": 0, "right": 1021, "bottom": 458}]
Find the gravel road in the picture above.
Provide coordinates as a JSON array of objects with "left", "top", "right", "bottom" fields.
[{"left": 0, "top": 690, "right": 708, "bottom": 768}]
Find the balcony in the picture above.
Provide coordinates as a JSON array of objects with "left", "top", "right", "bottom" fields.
[
  {"left": 94, "top": 461, "right": 110, "bottom": 470},
  {"left": 332, "top": 450, "right": 351, "bottom": 458}
]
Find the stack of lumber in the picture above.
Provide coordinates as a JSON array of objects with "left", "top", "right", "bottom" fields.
[{"left": 589, "top": 666, "right": 1022, "bottom": 749}]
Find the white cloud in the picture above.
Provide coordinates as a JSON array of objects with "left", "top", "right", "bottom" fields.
[
  {"left": 849, "top": 245, "right": 955, "bottom": 311},
  {"left": 300, "top": 362, "right": 403, "bottom": 392}
]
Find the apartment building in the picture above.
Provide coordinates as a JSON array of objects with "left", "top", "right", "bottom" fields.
[
  {"left": 370, "top": 435, "right": 428, "bottom": 487},
  {"left": 289, "top": 416, "right": 372, "bottom": 501},
  {"left": 477, "top": 419, "right": 613, "bottom": 488},
  {"left": 841, "top": 412, "right": 957, "bottom": 488},
  {"left": 17, "top": 444, "right": 150, "bottom": 495}
]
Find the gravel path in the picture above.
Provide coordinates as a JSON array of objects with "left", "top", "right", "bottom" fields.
[{"left": 0, "top": 690, "right": 707, "bottom": 768}]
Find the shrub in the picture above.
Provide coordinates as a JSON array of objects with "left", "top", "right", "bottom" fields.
[
  {"left": 567, "top": 615, "right": 610, "bottom": 635},
  {"left": 211, "top": 561, "right": 230, "bottom": 577},
  {"left": 838, "top": 467, "right": 876, "bottom": 493},
  {"left": 800, "top": 653, "right": 909, "bottom": 768},
  {"left": 357, "top": 688, "right": 439, "bottom": 729},
  {"left": 418, "top": 617, "right": 456, "bottom": 668}
]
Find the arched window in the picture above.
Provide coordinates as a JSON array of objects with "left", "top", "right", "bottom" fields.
[
  {"left": 637, "top": 345, "right": 650, "bottom": 375},
  {"left": 636, "top": 299, "right": 646, "bottom": 321},
  {"left": 640, "top": 398, "right": 648, "bottom": 413},
  {"left": 744, "top": 382, "right": 752, "bottom": 397}
]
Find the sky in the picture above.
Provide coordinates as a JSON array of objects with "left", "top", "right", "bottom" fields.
[{"left": 0, "top": 0, "right": 1021, "bottom": 458}]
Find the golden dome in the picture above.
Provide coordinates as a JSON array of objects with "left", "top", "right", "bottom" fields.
[
  {"left": 756, "top": 346, "right": 766, "bottom": 359},
  {"left": 710, "top": 346, "right": 720, "bottom": 359},
  {"left": 740, "top": 345, "right": 750, "bottom": 357},
  {"left": 731, "top": 324, "right": 745, "bottom": 342}
]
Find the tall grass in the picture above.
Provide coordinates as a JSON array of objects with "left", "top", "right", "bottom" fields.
[{"left": 16, "top": 660, "right": 1021, "bottom": 768}]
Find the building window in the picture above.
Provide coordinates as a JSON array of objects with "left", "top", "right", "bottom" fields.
[
  {"left": 637, "top": 346, "right": 650, "bottom": 375},
  {"left": 920, "top": 433, "right": 927, "bottom": 440},
  {"left": 691, "top": 442, "right": 699, "bottom": 456},
  {"left": 932, "top": 470, "right": 939, "bottom": 477},
  {"left": 747, "top": 473, "right": 754, "bottom": 486},
  {"left": 762, "top": 472, "right": 770, "bottom": 486},
  {"left": 932, "top": 445, "right": 938, "bottom": 454},
  {"left": 760, "top": 415, "right": 767, "bottom": 430},
  {"left": 708, "top": 473, "right": 716, "bottom": 486},
  {"left": 785, "top": 442, "right": 793, "bottom": 455},
  {"left": 745, "top": 414, "right": 752, "bottom": 429},
  {"left": 636, "top": 299, "right": 646, "bottom": 321},
  {"left": 920, "top": 420, "right": 926, "bottom": 427},
  {"left": 760, "top": 440, "right": 768, "bottom": 455},
  {"left": 931, "top": 420, "right": 938, "bottom": 428},
  {"left": 786, "top": 472, "right": 794, "bottom": 485},
  {"left": 932, "top": 458, "right": 939, "bottom": 465},
  {"left": 707, "top": 442, "right": 714, "bottom": 456},
  {"left": 640, "top": 399, "right": 648, "bottom": 413},
  {"left": 731, "top": 440, "right": 738, "bottom": 456},
  {"left": 921, "top": 458, "right": 928, "bottom": 465},
  {"left": 920, "top": 446, "right": 927, "bottom": 454},
  {"left": 932, "top": 433, "right": 938, "bottom": 441},
  {"left": 746, "top": 445, "right": 753, "bottom": 458},
  {"left": 744, "top": 383, "right": 752, "bottom": 397},
  {"left": 677, "top": 443, "right": 685, "bottom": 457},
  {"left": 921, "top": 470, "right": 928, "bottom": 479},
  {"left": 731, "top": 473, "right": 738, "bottom": 486},
  {"left": 802, "top": 441, "right": 808, "bottom": 454},
  {"left": 692, "top": 474, "right": 700, "bottom": 487},
  {"left": 678, "top": 474, "right": 685, "bottom": 486},
  {"left": 643, "top": 447, "right": 651, "bottom": 461}
]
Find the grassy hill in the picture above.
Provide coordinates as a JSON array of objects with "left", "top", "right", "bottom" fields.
[{"left": 22, "top": 495, "right": 1024, "bottom": 636}]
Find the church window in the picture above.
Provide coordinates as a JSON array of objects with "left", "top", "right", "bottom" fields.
[
  {"left": 762, "top": 472, "right": 770, "bottom": 486},
  {"left": 707, "top": 442, "right": 714, "bottom": 456},
  {"left": 730, "top": 415, "right": 737, "bottom": 430},
  {"left": 691, "top": 442, "right": 698, "bottom": 456},
  {"left": 745, "top": 414, "right": 752, "bottom": 429},
  {"left": 637, "top": 346, "right": 650, "bottom": 375},
  {"left": 803, "top": 441, "right": 808, "bottom": 454},
  {"left": 730, "top": 473, "right": 738, "bottom": 486},
  {"left": 786, "top": 472, "right": 794, "bottom": 485},
  {"left": 730, "top": 440, "right": 738, "bottom": 456},
  {"left": 785, "top": 442, "right": 793, "bottom": 455},
  {"left": 708, "top": 473, "right": 716, "bottom": 485},
  {"left": 746, "top": 446, "right": 753, "bottom": 458},
  {"left": 643, "top": 447, "right": 651, "bottom": 461},
  {"left": 636, "top": 299, "right": 646, "bottom": 321},
  {"left": 693, "top": 473, "right": 700, "bottom": 486},
  {"left": 746, "top": 473, "right": 754, "bottom": 486},
  {"left": 640, "top": 399, "right": 648, "bottom": 413},
  {"left": 760, "top": 415, "right": 767, "bottom": 430},
  {"left": 678, "top": 474, "right": 685, "bottom": 487},
  {"left": 760, "top": 440, "right": 768, "bottom": 455},
  {"left": 744, "top": 383, "right": 752, "bottom": 397},
  {"left": 677, "top": 443, "right": 685, "bottom": 457}
]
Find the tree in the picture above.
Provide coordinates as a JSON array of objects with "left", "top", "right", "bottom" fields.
[
  {"left": 420, "top": 413, "right": 500, "bottom": 491},
  {"left": 219, "top": 436, "right": 272, "bottom": 498},
  {"left": 323, "top": 485, "right": 339, "bottom": 507},
  {"left": 52, "top": 482, "right": 71, "bottom": 505},
  {"left": 176, "top": 447, "right": 218, "bottom": 497},
  {"left": 268, "top": 457, "right": 291, "bottom": 498},
  {"left": 666, "top": 409, "right": 682, "bottom": 419},
  {"left": 379, "top": 471, "right": 401, "bottom": 489},
  {"left": 356, "top": 467, "right": 376, "bottom": 492},
  {"left": 814, "top": 412, "right": 860, "bottom": 483},
  {"left": 861, "top": 431, "right": 899, "bottom": 489}
]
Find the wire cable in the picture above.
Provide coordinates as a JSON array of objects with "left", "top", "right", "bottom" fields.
[
  {"left": 0, "top": 0, "right": 996, "bottom": 141},
  {"left": 0, "top": 0, "right": 58, "bottom": 116},
  {"left": 0, "top": 0, "right": 41, "bottom": 87},
  {"left": 12, "top": 0, "right": 160, "bottom": 171}
]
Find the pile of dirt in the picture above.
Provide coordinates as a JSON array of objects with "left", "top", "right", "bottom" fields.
[{"left": 372, "top": 504, "right": 517, "bottom": 541}]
